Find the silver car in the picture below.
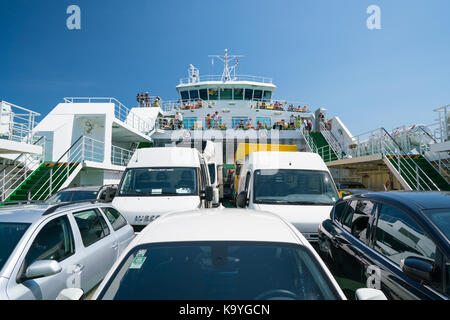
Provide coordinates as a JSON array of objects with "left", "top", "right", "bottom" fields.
[{"left": 0, "top": 201, "right": 134, "bottom": 300}]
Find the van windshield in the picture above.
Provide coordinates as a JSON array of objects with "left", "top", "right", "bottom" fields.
[
  {"left": 253, "top": 169, "right": 338, "bottom": 205},
  {"left": 119, "top": 167, "right": 198, "bottom": 197}
]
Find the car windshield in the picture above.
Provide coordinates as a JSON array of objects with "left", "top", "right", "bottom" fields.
[
  {"left": 423, "top": 208, "right": 450, "bottom": 241},
  {"left": 253, "top": 169, "right": 338, "bottom": 205},
  {"left": 119, "top": 167, "right": 198, "bottom": 197},
  {"left": 97, "top": 242, "right": 339, "bottom": 300},
  {"left": 0, "top": 223, "right": 30, "bottom": 272},
  {"left": 45, "top": 190, "right": 98, "bottom": 204}
]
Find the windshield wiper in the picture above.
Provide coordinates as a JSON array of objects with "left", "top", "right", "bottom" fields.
[{"left": 120, "top": 191, "right": 149, "bottom": 196}]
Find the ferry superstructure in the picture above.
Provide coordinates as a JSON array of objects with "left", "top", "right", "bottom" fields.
[
  {"left": 0, "top": 50, "right": 449, "bottom": 203},
  {"left": 150, "top": 49, "right": 316, "bottom": 165}
]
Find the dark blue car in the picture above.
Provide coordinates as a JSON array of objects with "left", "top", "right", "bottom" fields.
[{"left": 317, "top": 191, "right": 449, "bottom": 300}]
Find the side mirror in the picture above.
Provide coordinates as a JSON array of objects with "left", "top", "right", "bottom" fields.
[
  {"left": 355, "top": 288, "right": 387, "bottom": 300},
  {"left": 236, "top": 191, "right": 248, "bottom": 208},
  {"left": 56, "top": 288, "right": 84, "bottom": 300},
  {"left": 401, "top": 257, "right": 434, "bottom": 284},
  {"left": 203, "top": 186, "right": 214, "bottom": 202},
  {"left": 25, "top": 260, "right": 62, "bottom": 280}
]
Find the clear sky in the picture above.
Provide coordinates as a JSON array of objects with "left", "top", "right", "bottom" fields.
[{"left": 1, "top": 0, "right": 449, "bottom": 135}]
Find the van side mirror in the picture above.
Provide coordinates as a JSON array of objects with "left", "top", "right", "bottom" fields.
[
  {"left": 202, "top": 186, "right": 214, "bottom": 202},
  {"left": 401, "top": 257, "right": 434, "bottom": 284},
  {"left": 236, "top": 191, "right": 248, "bottom": 208}
]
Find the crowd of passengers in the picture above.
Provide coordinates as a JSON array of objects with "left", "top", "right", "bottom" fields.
[
  {"left": 162, "top": 99, "right": 310, "bottom": 113},
  {"left": 158, "top": 113, "right": 313, "bottom": 131},
  {"left": 136, "top": 92, "right": 161, "bottom": 108}
]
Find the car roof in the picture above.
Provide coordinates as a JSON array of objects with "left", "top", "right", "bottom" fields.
[
  {"left": 354, "top": 191, "right": 450, "bottom": 210},
  {"left": 0, "top": 201, "right": 110, "bottom": 224},
  {"left": 247, "top": 152, "right": 329, "bottom": 171},
  {"left": 135, "top": 208, "right": 304, "bottom": 245},
  {"left": 127, "top": 147, "right": 201, "bottom": 168}
]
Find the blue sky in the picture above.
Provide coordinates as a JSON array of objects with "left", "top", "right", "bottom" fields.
[{"left": 1, "top": 0, "right": 449, "bottom": 135}]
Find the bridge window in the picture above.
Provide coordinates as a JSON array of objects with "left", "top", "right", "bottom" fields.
[
  {"left": 233, "top": 88, "right": 244, "bottom": 100},
  {"left": 263, "top": 90, "right": 272, "bottom": 101},
  {"left": 219, "top": 88, "right": 232, "bottom": 100},
  {"left": 209, "top": 88, "right": 218, "bottom": 100},
  {"left": 180, "top": 91, "right": 189, "bottom": 101},
  {"left": 189, "top": 90, "right": 199, "bottom": 100},
  {"left": 199, "top": 89, "right": 208, "bottom": 100},
  {"left": 244, "top": 89, "right": 253, "bottom": 100},
  {"left": 253, "top": 90, "right": 263, "bottom": 101}
]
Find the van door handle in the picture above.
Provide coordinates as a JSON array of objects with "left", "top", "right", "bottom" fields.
[{"left": 112, "top": 242, "right": 119, "bottom": 249}]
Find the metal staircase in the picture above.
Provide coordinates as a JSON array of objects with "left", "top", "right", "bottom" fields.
[
  {"left": 318, "top": 121, "right": 345, "bottom": 160},
  {"left": 0, "top": 136, "right": 46, "bottom": 201},
  {"left": 303, "top": 129, "right": 339, "bottom": 162},
  {"left": 348, "top": 128, "right": 448, "bottom": 191}
]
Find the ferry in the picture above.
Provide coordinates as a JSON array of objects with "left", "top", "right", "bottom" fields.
[{"left": 0, "top": 49, "right": 449, "bottom": 205}]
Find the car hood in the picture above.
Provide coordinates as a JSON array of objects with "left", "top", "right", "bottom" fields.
[
  {"left": 252, "top": 204, "right": 333, "bottom": 233},
  {"left": 112, "top": 196, "right": 201, "bottom": 225}
]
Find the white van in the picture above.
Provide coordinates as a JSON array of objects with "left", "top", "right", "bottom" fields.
[
  {"left": 113, "top": 147, "right": 214, "bottom": 231},
  {"left": 236, "top": 152, "right": 339, "bottom": 243}
]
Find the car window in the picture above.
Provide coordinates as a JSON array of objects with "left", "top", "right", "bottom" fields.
[
  {"left": 333, "top": 201, "right": 348, "bottom": 222},
  {"left": 102, "top": 207, "right": 128, "bottom": 231},
  {"left": 98, "top": 242, "right": 340, "bottom": 300},
  {"left": 373, "top": 204, "right": 436, "bottom": 266},
  {"left": 24, "top": 215, "right": 75, "bottom": 268},
  {"left": 0, "top": 223, "right": 30, "bottom": 272},
  {"left": 45, "top": 191, "right": 73, "bottom": 204},
  {"left": 350, "top": 200, "right": 376, "bottom": 244},
  {"left": 71, "top": 191, "right": 98, "bottom": 202},
  {"left": 73, "top": 209, "right": 110, "bottom": 247}
]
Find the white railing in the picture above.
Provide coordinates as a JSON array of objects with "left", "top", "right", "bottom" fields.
[
  {"left": 27, "top": 136, "right": 106, "bottom": 201},
  {"left": 434, "top": 105, "right": 450, "bottom": 143},
  {"left": 0, "top": 136, "right": 46, "bottom": 201},
  {"left": 63, "top": 97, "right": 154, "bottom": 135},
  {"left": 111, "top": 145, "right": 134, "bottom": 167},
  {"left": 346, "top": 128, "right": 439, "bottom": 191},
  {"left": 319, "top": 121, "right": 344, "bottom": 160},
  {"left": 0, "top": 101, "right": 40, "bottom": 144},
  {"left": 179, "top": 74, "right": 273, "bottom": 85},
  {"left": 160, "top": 98, "right": 311, "bottom": 113}
]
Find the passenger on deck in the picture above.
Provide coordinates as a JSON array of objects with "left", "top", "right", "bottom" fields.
[
  {"left": 206, "top": 114, "right": 212, "bottom": 129},
  {"left": 246, "top": 118, "right": 254, "bottom": 129},
  {"left": 144, "top": 92, "right": 150, "bottom": 107}
]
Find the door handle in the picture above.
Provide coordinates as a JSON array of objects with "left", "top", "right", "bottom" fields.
[
  {"left": 112, "top": 242, "right": 119, "bottom": 249},
  {"left": 331, "top": 235, "right": 350, "bottom": 247},
  {"left": 72, "top": 264, "right": 85, "bottom": 274}
]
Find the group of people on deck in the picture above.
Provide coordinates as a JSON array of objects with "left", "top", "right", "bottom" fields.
[
  {"left": 251, "top": 101, "right": 310, "bottom": 113},
  {"left": 137, "top": 92, "right": 161, "bottom": 108},
  {"left": 205, "top": 111, "right": 222, "bottom": 129}
]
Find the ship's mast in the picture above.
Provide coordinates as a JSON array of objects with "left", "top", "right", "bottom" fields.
[{"left": 209, "top": 49, "right": 244, "bottom": 82}]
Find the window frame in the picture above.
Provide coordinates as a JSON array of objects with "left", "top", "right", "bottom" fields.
[
  {"left": 17, "top": 214, "right": 76, "bottom": 283},
  {"left": 101, "top": 207, "right": 128, "bottom": 232},
  {"left": 72, "top": 208, "right": 111, "bottom": 248},
  {"left": 371, "top": 201, "right": 438, "bottom": 267}
]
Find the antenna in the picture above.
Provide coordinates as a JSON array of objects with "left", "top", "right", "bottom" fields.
[{"left": 208, "top": 49, "right": 244, "bottom": 82}]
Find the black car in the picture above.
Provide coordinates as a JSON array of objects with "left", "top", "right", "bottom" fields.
[{"left": 318, "top": 191, "right": 449, "bottom": 300}]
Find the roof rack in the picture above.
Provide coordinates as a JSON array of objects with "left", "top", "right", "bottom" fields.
[{"left": 42, "top": 199, "right": 108, "bottom": 216}]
